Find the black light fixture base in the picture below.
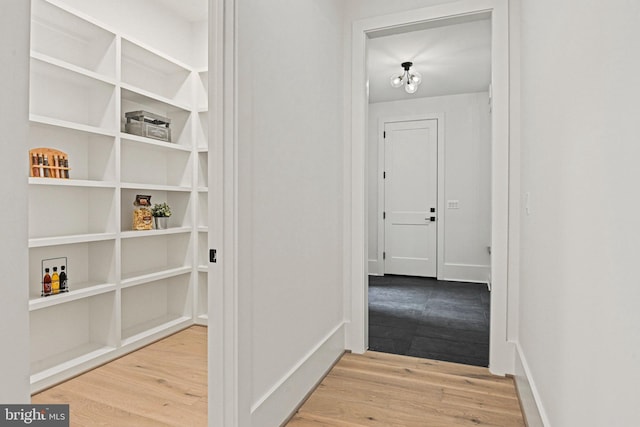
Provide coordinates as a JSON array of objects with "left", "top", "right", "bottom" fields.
[{"left": 401, "top": 61, "right": 413, "bottom": 70}]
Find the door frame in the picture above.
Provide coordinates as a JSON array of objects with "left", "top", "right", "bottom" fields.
[
  {"left": 209, "top": 0, "right": 244, "bottom": 425},
  {"left": 376, "top": 114, "right": 445, "bottom": 278},
  {"left": 347, "top": 0, "right": 515, "bottom": 375}
]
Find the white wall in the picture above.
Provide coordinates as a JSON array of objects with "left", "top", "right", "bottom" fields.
[
  {"left": 235, "top": 0, "right": 346, "bottom": 425},
  {"left": 368, "top": 93, "right": 491, "bottom": 282},
  {"left": 191, "top": 20, "right": 208, "bottom": 70},
  {"left": 56, "top": 0, "right": 200, "bottom": 67},
  {"left": 346, "top": 0, "right": 459, "bottom": 20},
  {"left": 0, "top": 0, "right": 31, "bottom": 403},
  {"left": 518, "top": 0, "right": 640, "bottom": 425}
]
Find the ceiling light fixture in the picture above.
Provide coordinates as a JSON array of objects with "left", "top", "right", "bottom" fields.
[{"left": 390, "top": 61, "right": 422, "bottom": 94}]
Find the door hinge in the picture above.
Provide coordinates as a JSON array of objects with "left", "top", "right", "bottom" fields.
[
  {"left": 209, "top": 249, "right": 217, "bottom": 263},
  {"left": 383, "top": 211, "right": 386, "bottom": 220},
  {"left": 383, "top": 171, "right": 386, "bottom": 179},
  {"left": 383, "top": 251, "right": 386, "bottom": 260},
  {"left": 383, "top": 131, "right": 386, "bottom": 138}
]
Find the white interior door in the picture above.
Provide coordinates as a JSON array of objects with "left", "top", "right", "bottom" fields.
[{"left": 384, "top": 119, "right": 438, "bottom": 277}]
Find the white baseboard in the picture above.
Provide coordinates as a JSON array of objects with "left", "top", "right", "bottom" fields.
[
  {"left": 368, "top": 259, "right": 381, "bottom": 275},
  {"left": 440, "top": 263, "right": 490, "bottom": 283},
  {"left": 250, "top": 322, "right": 345, "bottom": 427},
  {"left": 514, "top": 342, "right": 549, "bottom": 427}
]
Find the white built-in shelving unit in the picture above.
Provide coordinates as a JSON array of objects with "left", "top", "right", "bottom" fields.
[
  {"left": 194, "top": 66, "right": 209, "bottom": 326},
  {"left": 27, "top": 0, "right": 208, "bottom": 392}
]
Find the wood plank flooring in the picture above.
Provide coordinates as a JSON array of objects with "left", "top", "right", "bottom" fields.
[
  {"left": 287, "top": 351, "right": 525, "bottom": 427},
  {"left": 32, "top": 326, "right": 207, "bottom": 427},
  {"left": 33, "top": 327, "right": 524, "bottom": 426}
]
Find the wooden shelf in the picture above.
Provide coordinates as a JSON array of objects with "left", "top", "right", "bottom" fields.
[
  {"left": 120, "top": 133, "right": 191, "bottom": 152},
  {"left": 29, "top": 178, "right": 117, "bottom": 188},
  {"left": 120, "top": 275, "right": 192, "bottom": 343},
  {"left": 30, "top": 290, "right": 117, "bottom": 391},
  {"left": 121, "top": 266, "right": 192, "bottom": 289},
  {"left": 29, "top": 185, "right": 116, "bottom": 241},
  {"left": 121, "top": 84, "right": 190, "bottom": 113},
  {"left": 121, "top": 36, "right": 192, "bottom": 74},
  {"left": 122, "top": 38, "right": 190, "bottom": 76},
  {"left": 30, "top": 58, "right": 116, "bottom": 130},
  {"left": 121, "top": 38, "right": 192, "bottom": 107},
  {"left": 120, "top": 146, "right": 192, "bottom": 188},
  {"left": 121, "top": 315, "right": 192, "bottom": 347},
  {"left": 29, "top": 114, "right": 116, "bottom": 137},
  {"left": 31, "top": 51, "right": 116, "bottom": 85},
  {"left": 29, "top": 283, "right": 116, "bottom": 311},
  {"left": 120, "top": 182, "right": 192, "bottom": 192},
  {"left": 120, "top": 227, "right": 192, "bottom": 239},
  {"left": 120, "top": 190, "right": 191, "bottom": 233},
  {"left": 30, "top": 343, "right": 116, "bottom": 385},
  {"left": 31, "top": 0, "right": 116, "bottom": 79},
  {"left": 29, "top": 233, "right": 117, "bottom": 248}
]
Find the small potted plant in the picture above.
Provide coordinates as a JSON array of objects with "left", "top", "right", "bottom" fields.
[{"left": 151, "top": 202, "right": 172, "bottom": 230}]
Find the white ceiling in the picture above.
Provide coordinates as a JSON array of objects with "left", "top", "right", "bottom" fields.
[
  {"left": 152, "top": 0, "right": 208, "bottom": 22},
  {"left": 367, "top": 17, "right": 491, "bottom": 104}
]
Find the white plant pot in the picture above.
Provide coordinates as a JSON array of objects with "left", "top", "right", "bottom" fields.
[{"left": 154, "top": 216, "right": 169, "bottom": 230}]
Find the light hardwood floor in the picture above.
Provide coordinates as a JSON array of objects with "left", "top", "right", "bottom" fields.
[
  {"left": 34, "top": 327, "right": 525, "bottom": 426},
  {"left": 287, "top": 351, "right": 525, "bottom": 427},
  {"left": 32, "top": 326, "right": 207, "bottom": 427}
]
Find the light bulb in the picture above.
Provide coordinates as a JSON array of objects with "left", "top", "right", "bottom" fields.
[
  {"left": 409, "top": 69, "right": 422, "bottom": 85},
  {"left": 405, "top": 81, "right": 417, "bottom": 94},
  {"left": 390, "top": 74, "right": 403, "bottom": 88}
]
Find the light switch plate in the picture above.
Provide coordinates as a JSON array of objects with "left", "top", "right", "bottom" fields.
[{"left": 447, "top": 200, "right": 459, "bottom": 209}]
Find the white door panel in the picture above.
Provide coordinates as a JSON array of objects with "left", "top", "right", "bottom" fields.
[{"left": 384, "top": 119, "right": 438, "bottom": 277}]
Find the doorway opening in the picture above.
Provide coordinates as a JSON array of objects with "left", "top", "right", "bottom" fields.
[
  {"left": 366, "top": 16, "right": 492, "bottom": 365},
  {"left": 348, "top": 0, "right": 513, "bottom": 375}
]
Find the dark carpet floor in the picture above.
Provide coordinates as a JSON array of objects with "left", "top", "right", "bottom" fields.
[{"left": 368, "top": 275, "right": 490, "bottom": 367}]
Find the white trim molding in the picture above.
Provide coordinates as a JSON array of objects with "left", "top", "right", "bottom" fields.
[
  {"left": 250, "top": 323, "right": 346, "bottom": 426},
  {"left": 368, "top": 259, "right": 381, "bottom": 276},
  {"left": 347, "top": 0, "right": 516, "bottom": 375},
  {"left": 514, "top": 343, "right": 550, "bottom": 427},
  {"left": 441, "top": 263, "right": 490, "bottom": 284},
  {"left": 209, "top": 0, "right": 241, "bottom": 425}
]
